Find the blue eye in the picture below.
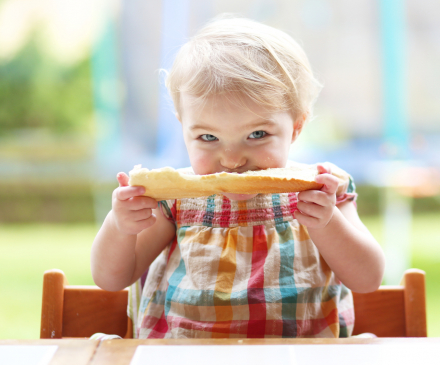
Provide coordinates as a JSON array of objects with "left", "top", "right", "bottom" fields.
[
  {"left": 249, "top": 131, "right": 267, "bottom": 139},
  {"left": 200, "top": 134, "right": 218, "bottom": 141}
]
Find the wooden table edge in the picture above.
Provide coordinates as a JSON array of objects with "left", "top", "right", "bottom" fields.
[
  {"left": 89, "top": 337, "right": 439, "bottom": 365},
  {"left": 0, "top": 339, "right": 100, "bottom": 365}
]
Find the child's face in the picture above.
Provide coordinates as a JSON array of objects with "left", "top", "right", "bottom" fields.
[{"left": 178, "top": 93, "right": 301, "bottom": 200}]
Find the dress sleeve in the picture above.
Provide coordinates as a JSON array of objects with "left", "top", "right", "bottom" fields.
[{"left": 158, "top": 199, "right": 177, "bottom": 224}]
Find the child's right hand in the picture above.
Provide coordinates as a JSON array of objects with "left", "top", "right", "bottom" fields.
[{"left": 111, "top": 172, "right": 158, "bottom": 235}]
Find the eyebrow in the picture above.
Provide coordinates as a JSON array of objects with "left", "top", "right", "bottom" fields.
[
  {"left": 245, "top": 119, "right": 278, "bottom": 129},
  {"left": 189, "top": 119, "right": 277, "bottom": 132},
  {"left": 189, "top": 124, "right": 221, "bottom": 132}
]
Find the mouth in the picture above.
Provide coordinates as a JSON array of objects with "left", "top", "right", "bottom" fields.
[
  {"left": 221, "top": 167, "right": 264, "bottom": 174},
  {"left": 221, "top": 170, "right": 247, "bottom": 175}
]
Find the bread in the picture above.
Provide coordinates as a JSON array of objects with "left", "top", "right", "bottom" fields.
[{"left": 128, "top": 165, "right": 323, "bottom": 200}]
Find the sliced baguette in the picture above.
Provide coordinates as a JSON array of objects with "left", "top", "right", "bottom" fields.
[{"left": 128, "top": 165, "right": 323, "bottom": 200}]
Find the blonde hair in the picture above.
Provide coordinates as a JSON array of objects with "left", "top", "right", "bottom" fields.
[{"left": 166, "top": 16, "right": 322, "bottom": 122}]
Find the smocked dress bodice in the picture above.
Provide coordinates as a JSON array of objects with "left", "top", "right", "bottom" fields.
[{"left": 128, "top": 163, "right": 357, "bottom": 339}]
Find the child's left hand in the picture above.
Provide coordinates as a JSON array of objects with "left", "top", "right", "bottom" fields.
[{"left": 294, "top": 164, "right": 339, "bottom": 230}]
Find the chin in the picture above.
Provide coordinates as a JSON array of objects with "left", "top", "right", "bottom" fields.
[{"left": 222, "top": 193, "right": 258, "bottom": 201}]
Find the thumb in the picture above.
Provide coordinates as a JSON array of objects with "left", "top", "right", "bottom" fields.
[
  {"left": 315, "top": 172, "right": 339, "bottom": 195},
  {"left": 117, "top": 172, "right": 130, "bottom": 187},
  {"left": 316, "top": 163, "right": 331, "bottom": 175}
]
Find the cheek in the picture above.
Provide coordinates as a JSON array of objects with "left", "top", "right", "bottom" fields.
[
  {"left": 188, "top": 148, "right": 214, "bottom": 175},
  {"left": 252, "top": 142, "right": 290, "bottom": 169}
]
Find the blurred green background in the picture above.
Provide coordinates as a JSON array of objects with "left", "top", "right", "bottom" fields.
[{"left": 1, "top": 0, "right": 439, "bottom": 339}]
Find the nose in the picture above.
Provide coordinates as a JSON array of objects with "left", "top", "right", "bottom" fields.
[{"left": 220, "top": 147, "right": 247, "bottom": 171}]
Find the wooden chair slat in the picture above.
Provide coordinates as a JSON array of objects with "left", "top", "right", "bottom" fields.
[
  {"left": 352, "top": 288, "right": 406, "bottom": 337},
  {"left": 40, "top": 269, "right": 67, "bottom": 339},
  {"left": 41, "top": 269, "right": 427, "bottom": 339},
  {"left": 62, "top": 287, "right": 130, "bottom": 338},
  {"left": 402, "top": 269, "right": 427, "bottom": 337}
]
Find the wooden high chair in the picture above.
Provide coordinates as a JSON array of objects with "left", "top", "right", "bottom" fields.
[
  {"left": 40, "top": 268, "right": 427, "bottom": 339},
  {"left": 352, "top": 268, "right": 427, "bottom": 337},
  {"left": 40, "top": 269, "right": 133, "bottom": 339}
]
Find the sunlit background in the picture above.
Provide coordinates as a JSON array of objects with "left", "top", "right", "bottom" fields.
[{"left": 0, "top": 0, "right": 439, "bottom": 339}]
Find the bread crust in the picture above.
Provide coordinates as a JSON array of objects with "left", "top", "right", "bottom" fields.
[{"left": 128, "top": 165, "right": 323, "bottom": 200}]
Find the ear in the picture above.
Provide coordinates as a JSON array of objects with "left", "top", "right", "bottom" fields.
[
  {"left": 291, "top": 113, "right": 307, "bottom": 143},
  {"left": 175, "top": 112, "right": 182, "bottom": 123}
]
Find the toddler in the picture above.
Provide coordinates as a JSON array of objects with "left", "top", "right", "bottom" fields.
[{"left": 91, "top": 17, "right": 385, "bottom": 339}]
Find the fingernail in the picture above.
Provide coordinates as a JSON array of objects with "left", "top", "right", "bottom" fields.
[{"left": 139, "top": 187, "right": 145, "bottom": 194}]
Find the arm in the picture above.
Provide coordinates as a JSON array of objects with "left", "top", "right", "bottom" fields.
[
  {"left": 91, "top": 172, "right": 176, "bottom": 292},
  {"left": 294, "top": 165, "right": 385, "bottom": 293}
]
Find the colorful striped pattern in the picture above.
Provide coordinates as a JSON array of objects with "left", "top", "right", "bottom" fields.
[{"left": 131, "top": 165, "right": 357, "bottom": 339}]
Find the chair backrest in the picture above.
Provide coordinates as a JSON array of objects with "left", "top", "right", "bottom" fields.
[
  {"left": 352, "top": 269, "right": 427, "bottom": 337},
  {"left": 40, "top": 269, "right": 132, "bottom": 339},
  {"left": 41, "top": 268, "right": 427, "bottom": 339}
]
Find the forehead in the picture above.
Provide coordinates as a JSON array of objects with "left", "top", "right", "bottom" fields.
[{"left": 180, "top": 92, "right": 277, "bottom": 122}]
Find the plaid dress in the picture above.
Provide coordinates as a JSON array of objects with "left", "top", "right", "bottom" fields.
[{"left": 128, "top": 162, "right": 357, "bottom": 339}]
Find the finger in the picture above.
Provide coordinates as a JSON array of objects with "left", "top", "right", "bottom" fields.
[
  {"left": 315, "top": 173, "right": 339, "bottom": 195},
  {"left": 122, "top": 214, "right": 157, "bottom": 235},
  {"left": 298, "top": 190, "right": 320, "bottom": 203},
  {"left": 298, "top": 190, "right": 335, "bottom": 207},
  {"left": 294, "top": 210, "right": 319, "bottom": 227},
  {"left": 115, "top": 186, "right": 146, "bottom": 201},
  {"left": 117, "top": 172, "right": 130, "bottom": 187},
  {"left": 297, "top": 190, "right": 326, "bottom": 205},
  {"left": 127, "top": 196, "right": 158, "bottom": 210},
  {"left": 297, "top": 201, "right": 325, "bottom": 219},
  {"left": 316, "top": 163, "right": 332, "bottom": 175},
  {"left": 134, "top": 214, "right": 157, "bottom": 231},
  {"left": 130, "top": 208, "right": 154, "bottom": 221}
]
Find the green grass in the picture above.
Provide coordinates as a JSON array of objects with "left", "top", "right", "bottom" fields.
[
  {"left": 0, "top": 224, "right": 97, "bottom": 339},
  {"left": 0, "top": 212, "right": 439, "bottom": 339},
  {"left": 363, "top": 212, "right": 440, "bottom": 337}
]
